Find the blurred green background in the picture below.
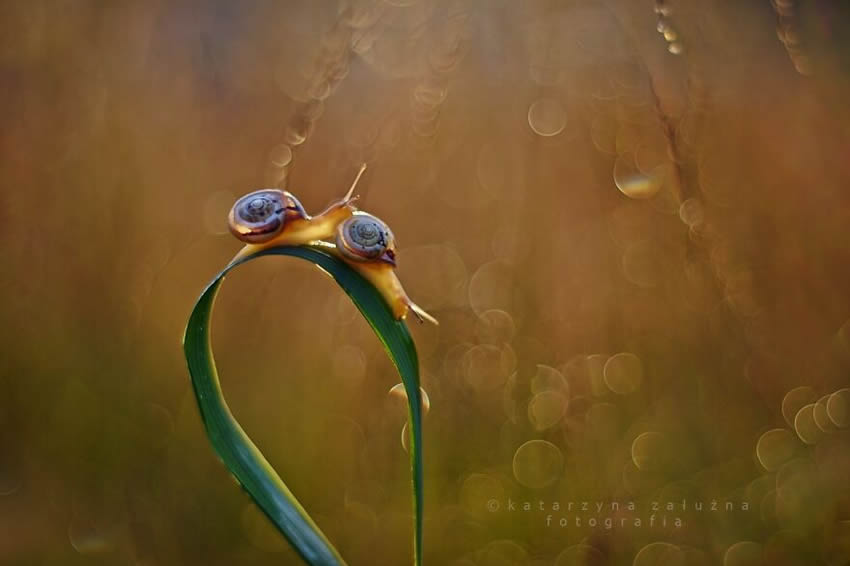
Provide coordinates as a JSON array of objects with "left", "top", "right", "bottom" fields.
[{"left": 2, "top": 1, "right": 850, "bottom": 565}]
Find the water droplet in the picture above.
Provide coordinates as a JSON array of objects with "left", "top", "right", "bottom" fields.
[
  {"left": 614, "top": 153, "right": 663, "bottom": 199},
  {"left": 401, "top": 421, "right": 410, "bottom": 452},
  {"left": 388, "top": 383, "right": 431, "bottom": 416},
  {"left": 512, "top": 440, "right": 564, "bottom": 488},
  {"left": 528, "top": 98, "right": 567, "bottom": 137},
  {"left": 604, "top": 352, "right": 643, "bottom": 395},
  {"left": 755, "top": 428, "right": 798, "bottom": 471}
]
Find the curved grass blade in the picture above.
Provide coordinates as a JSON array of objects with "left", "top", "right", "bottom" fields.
[{"left": 183, "top": 245, "right": 424, "bottom": 566}]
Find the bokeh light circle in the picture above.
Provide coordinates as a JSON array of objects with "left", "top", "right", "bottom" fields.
[
  {"left": 633, "top": 542, "right": 685, "bottom": 566},
  {"left": 512, "top": 440, "right": 564, "bottom": 489},
  {"left": 604, "top": 352, "right": 643, "bottom": 394},
  {"left": 528, "top": 98, "right": 567, "bottom": 137},
  {"left": 755, "top": 428, "right": 797, "bottom": 472}
]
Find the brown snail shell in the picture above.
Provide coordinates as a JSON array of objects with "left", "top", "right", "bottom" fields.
[
  {"left": 228, "top": 190, "right": 307, "bottom": 243},
  {"left": 335, "top": 212, "right": 396, "bottom": 265}
]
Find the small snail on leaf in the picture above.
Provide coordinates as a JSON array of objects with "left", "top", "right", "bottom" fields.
[
  {"left": 227, "top": 165, "right": 438, "bottom": 325},
  {"left": 329, "top": 212, "right": 438, "bottom": 325},
  {"left": 228, "top": 167, "right": 362, "bottom": 259}
]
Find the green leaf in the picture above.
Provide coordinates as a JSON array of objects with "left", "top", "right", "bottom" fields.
[{"left": 183, "top": 245, "right": 424, "bottom": 566}]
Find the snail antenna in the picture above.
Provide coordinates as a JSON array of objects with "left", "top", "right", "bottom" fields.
[{"left": 344, "top": 163, "right": 368, "bottom": 201}]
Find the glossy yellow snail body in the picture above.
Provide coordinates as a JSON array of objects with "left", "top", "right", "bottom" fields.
[
  {"left": 331, "top": 212, "right": 438, "bottom": 325},
  {"left": 226, "top": 167, "right": 437, "bottom": 325},
  {"left": 228, "top": 187, "right": 358, "bottom": 259}
]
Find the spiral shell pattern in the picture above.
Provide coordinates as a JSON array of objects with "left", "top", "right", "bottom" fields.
[
  {"left": 228, "top": 190, "right": 287, "bottom": 243},
  {"left": 336, "top": 213, "right": 395, "bottom": 261}
]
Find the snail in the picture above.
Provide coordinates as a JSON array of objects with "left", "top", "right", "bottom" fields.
[
  {"left": 227, "top": 164, "right": 437, "bottom": 325},
  {"left": 227, "top": 166, "right": 365, "bottom": 261},
  {"left": 331, "top": 212, "right": 438, "bottom": 325}
]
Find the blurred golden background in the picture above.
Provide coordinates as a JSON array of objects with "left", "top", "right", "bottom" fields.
[{"left": 2, "top": 0, "right": 850, "bottom": 564}]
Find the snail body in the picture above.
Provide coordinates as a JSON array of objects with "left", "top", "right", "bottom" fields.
[
  {"left": 333, "top": 212, "right": 438, "bottom": 325},
  {"left": 226, "top": 165, "right": 437, "bottom": 325},
  {"left": 228, "top": 185, "right": 359, "bottom": 262}
]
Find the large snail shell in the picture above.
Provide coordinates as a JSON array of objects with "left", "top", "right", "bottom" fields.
[
  {"left": 336, "top": 212, "right": 395, "bottom": 262},
  {"left": 228, "top": 189, "right": 296, "bottom": 243}
]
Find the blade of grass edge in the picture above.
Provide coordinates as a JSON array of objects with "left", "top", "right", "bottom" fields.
[{"left": 182, "top": 245, "right": 423, "bottom": 566}]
